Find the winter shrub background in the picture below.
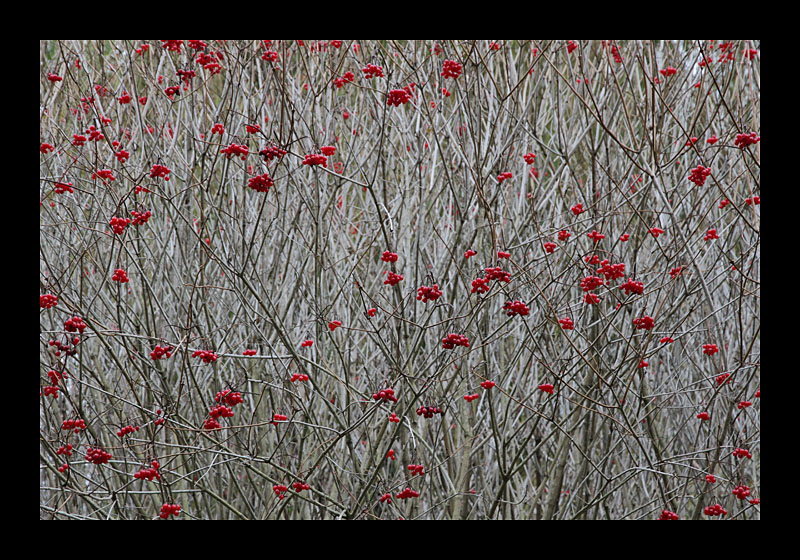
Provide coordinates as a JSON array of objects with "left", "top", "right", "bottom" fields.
[{"left": 40, "top": 40, "right": 760, "bottom": 520}]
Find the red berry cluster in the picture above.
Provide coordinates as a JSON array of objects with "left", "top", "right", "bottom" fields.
[
  {"left": 65, "top": 316, "right": 87, "bottom": 333},
  {"left": 649, "top": 227, "right": 664, "bottom": 238},
  {"left": 396, "top": 487, "right": 420, "bottom": 500},
  {"left": 333, "top": 71, "right": 355, "bottom": 88},
  {"left": 659, "top": 66, "right": 677, "bottom": 76},
  {"left": 497, "top": 250, "right": 511, "bottom": 259},
  {"left": 301, "top": 339, "right": 313, "bottom": 347},
  {"left": 388, "top": 412, "right": 400, "bottom": 423},
  {"left": 259, "top": 144, "right": 287, "bottom": 162},
  {"left": 384, "top": 271, "right": 404, "bottom": 286},
  {"left": 484, "top": 266, "right": 511, "bottom": 283},
  {"left": 471, "top": 276, "right": 490, "bottom": 294},
  {"left": 220, "top": 143, "right": 249, "bottom": 160},
  {"left": 559, "top": 317, "right": 574, "bottom": 330},
  {"left": 62, "top": 419, "right": 86, "bottom": 433},
  {"left": 373, "top": 388, "right": 398, "bottom": 403},
  {"left": 381, "top": 250, "right": 399, "bottom": 263},
  {"left": 463, "top": 393, "right": 480, "bottom": 402},
  {"left": 248, "top": 173, "right": 274, "bottom": 193},
  {"left": 464, "top": 249, "right": 477, "bottom": 259},
  {"left": 273, "top": 484, "right": 288, "bottom": 500},
  {"left": 697, "top": 412, "right": 710, "bottom": 421},
  {"left": 159, "top": 503, "right": 181, "bottom": 519},
  {"left": 417, "top": 284, "right": 442, "bottom": 303},
  {"left": 543, "top": 242, "right": 557, "bottom": 253},
  {"left": 112, "top": 268, "right": 129, "bottom": 283},
  {"left": 571, "top": 203, "right": 584, "bottom": 215},
  {"left": 702, "top": 344, "right": 719, "bottom": 356},
  {"left": 523, "top": 152, "right": 536, "bottom": 165},
  {"left": 192, "top": 350, "right": 218, "bottom": 363},
  {"left": 745, "top": 195, "right": 760, "bottom": 205},
  {"left": 150, "top": 344, "right": 173, "bottom": 360},
  {"left": 716, "top": 373, "right": 731, "bottom": 385},
  {"left": 704, "top": 228, "right": 719, "bottom": 241},
  {"left": 583, "top": 293, "right": 601, "bottom": 305},
  {"left": 86, "top": 446, "right": 112, "bottom": 465},
  {"left": 480, "top": 380, "right": 495, "bottom": 390},
  {"left": 291, "top": 373, "right": 309, "bottom": 383},
  {"left": 379, "top": 493, "right": 392, "bottom": 504},
  {"left": 93, "top": 169, "right": 116, "bottom": 182},
  {"left": 55, "top": 182, "right": 74, "bottom": 194},
  {"left": 497, "top": 172, "right": 512, "bottom": 183},
  {"left": 416, "top": 405, "right": 443, "bottom": 418},
  {"left": 362, "top": 64, "right": 384, "bottom": 79},
  {"left": 587, "top": 230, "right": 605, "bottom": 242},
  {"left": 386, "top": 449, "right": 396, "bottom": 461},
  {"left": 117, "top": 424, "right": 139, "bottom": 437},
  {"left": 204, "top": 405, "right": 234, "bottom": 430},
  {"left": 619, "top": 278, "right": 644, "bottom": 296},
  {"left": 737, "top": 400, "right": 752, "bottom": 409},
  {"left": 705, "top": 474, "right": 716, "bottom": 483},
  {"left": 57, "top": 443, "right": 73, "bottom": 457},
  {"left": 407, "top": 464, "right": 425, "bottom": 476},
  {"left": 658, "top": 510, "right": 679, "bottom": 520},
  {"left": 130, "top": 210, "right": 152, "bottom": 226},
  {"left": 442, "top": 333, "right": 469, "bottom": 349},
  {"left": 632, "top": 315, "right": 655, "bottom": 330},
  {"left": 502, "top": 300, "right": 529, "bottom": 317},
  {"left": 688, "top": 165, "right": 711, "bottom": 186},
  {"left": 328, "top": 320, "right": 342, "bottom": 331},
  {"left": 41, "top": 293, "right": 58, "bottom": 308},
  {"left": 302, "top": 153, "right": 328, "bottom": 167},
  {"left": 597, "top": 259, "right": 625, "bottom": 281},
  {"left": 703, "top": 504, "right": 727, "bottom": 517},
  {"left": 734, "top": 132, "right": 760, "bottom": 149},
  {"left": 271, "top": 413, "right": 288, "bottom": 425},
  {"left": 292, "top": 481, "right": 310, "bottom": 492},
  {"left": 732, "top": 485, "right": 751, "bottom": 500},
  {"left": 243, "top": 349, "right": 257, "bottom": 355},
  {"left": 538, "top": 383, "right": 554, "bottom": 394},
  {"left": 581, "top": 275, "right": 604, "bottom": 292},
  {"left": 149, "top": 164, "right": 171, "bottom": 180},
  {"left": 215, "top": 389, "right": 244, "bottom": 407},
  {"left": 387, "top": 87, "right": 413, "bottom": 107},
  {"left": 110, "top": 216, "right": 131, "bottom": 234},
  {"left": 732, "top": 447, "right": 752, "bottom": 459},
  {"left": 441, "top": 59, "right": 463, "bottom": 79},
  {"left": 134, "top": 460, "right": 161, "bottom": 481},
  {"left": 42, "top": 385, "right": 60, "bottom": 399}
]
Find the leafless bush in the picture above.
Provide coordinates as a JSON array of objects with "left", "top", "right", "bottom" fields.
[{"left": 40, "top": 40, "right": 760, "bottom": 520}]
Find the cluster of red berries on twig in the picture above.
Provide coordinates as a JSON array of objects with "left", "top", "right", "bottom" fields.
[
  {"left": 734, "top": 132, "right": 760, "bottom": 149},
  {"left": 688, "top": 165, "right": 711, "bottom": 186},
  {"left": 41, "top": 293, "right": 58, "bottom": 308},
  {"left": 704, "top": 504, "right": 727, "bottom": 517},
  {"left": 150, "top": 344, "right": 173, "bottom": 360},
  {"left": 442, "top": 333, "right": 469, "bottom": 349},
  {"left": 502, "top": 300, "right": 529, "bottom": 317},
  {"left": 117, "top": 424, "right": 139, "bottom": 438},
  {"left": 384, "top": 271, "right": 404, "bottom": 286},
  {"left": 417, "top": 284, "right": 442, "bottom": 303},
  {"left": 192, "top": 349, "right": 218, "bottom": 363},
  {"left": 159, "top": 503, "right": 180, "bottom": 519},
  {"left": 86, "top": 446, "right": 112, "bottom": 465},
  {"left": 373, "top": 388, "right": 398, "bottom": 403},
  {"left": 134, "top": 460, "right": 161, "bottom": 481},
  {"left": 62, "top": 419, "right": 86, "bottom": 433},
  {"left": 112, "top": 268, "right": 129, "bottom": 283},
  {"left": 416, "top": 405, "right": 443, "bottom": 418}
]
